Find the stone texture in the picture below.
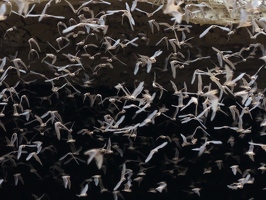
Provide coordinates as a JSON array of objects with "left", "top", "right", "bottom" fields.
[{"left": 0, "top": 0, "right": 265, "bottom": 91}]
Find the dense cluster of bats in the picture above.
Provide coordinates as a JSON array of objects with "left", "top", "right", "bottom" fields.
[{"left": 0, "top": 0, "right": 266, "bottom": 199}]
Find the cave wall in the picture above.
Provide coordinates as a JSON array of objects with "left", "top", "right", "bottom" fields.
[{"left": 0, "top": 0, "right": 265, "bottom": 92}]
